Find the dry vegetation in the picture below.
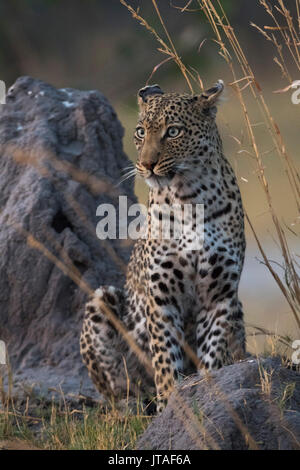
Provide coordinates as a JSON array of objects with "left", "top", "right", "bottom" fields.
[
  {"left": 121, "top": 0, "right": 300, "bottom": 347},
  {"left": 0, "top": 376, "right": 151, "bottom": 450},
  {"left": 0, "top": 0, "right": 299, "bottom": 450}
]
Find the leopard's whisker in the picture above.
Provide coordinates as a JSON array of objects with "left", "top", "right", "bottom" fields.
[
  {"left": 121, "top": 164, "right": 135, "bottom": 174},
  {"left": 117, "top": 169, "right": 137, "bottom": 186}
]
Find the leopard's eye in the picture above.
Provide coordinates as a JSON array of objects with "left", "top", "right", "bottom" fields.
[
  {"left": 166, "top": 126, "right": 181, "bottom": 138},
  {"left": 135, "top": 127, "right": 145, "bottom": 139}
]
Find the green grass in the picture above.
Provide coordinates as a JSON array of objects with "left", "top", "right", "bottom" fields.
[
  {"left": 276, "top": 382, "right": 296, "bottom": 416},
  {"left": 0, "top": 398, "right": 152, "bottom": 450}
]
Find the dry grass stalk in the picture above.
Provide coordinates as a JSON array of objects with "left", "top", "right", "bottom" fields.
[{"left": 195, "top": 0, "right": 299, "bottom": 334}]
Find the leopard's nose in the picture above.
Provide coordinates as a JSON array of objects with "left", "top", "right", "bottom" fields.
[{"left": 143, "top": 162, "right": 156, "bottom": 171}]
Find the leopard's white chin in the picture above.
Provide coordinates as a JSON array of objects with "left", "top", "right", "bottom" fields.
[{"left": 145, "top": 175, "right": 173, "bottom": 189}]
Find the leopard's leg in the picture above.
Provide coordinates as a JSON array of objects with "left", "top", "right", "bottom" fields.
[
  {"left": 146, "top": 299, "right": 185, "bottom": 413},
  {"left": 80, "top": 286, "right": 153, "bottom": 399},
  {"left": 196, "top": 296, "right": 245, "bottom": 370},
  {"left": 228, "top": 299, "right": 246, "bottom": 361}
]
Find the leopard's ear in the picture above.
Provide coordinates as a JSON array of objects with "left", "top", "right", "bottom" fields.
[
  {"left": 193, "top": 80, "right": 224, "bottom": 117},
  {"left": 137, "top": 84, "right": 164, "bottom": 108},
  {"left": 201, "top": 79, "right": 224, "bottom": 104}
]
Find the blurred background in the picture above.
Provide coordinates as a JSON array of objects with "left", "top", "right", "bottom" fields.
[{"left": 0, "top": 0, "right": 299, "bottom": 351}]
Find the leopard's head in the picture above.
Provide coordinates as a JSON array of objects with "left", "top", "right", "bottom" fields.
[{"left": 134, "top": 81, "right": 224, "bottom": 188}]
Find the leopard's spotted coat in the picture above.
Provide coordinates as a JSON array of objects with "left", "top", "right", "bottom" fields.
[{"left": 80, "top": 81, "right": 246, "bottom": 412}]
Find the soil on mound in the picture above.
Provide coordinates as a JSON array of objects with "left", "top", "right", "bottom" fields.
[
  {"left": 137, "top": 357, "right": 300, "bottom": 450},
  {"left": 0, "top": 76, "right": 135, "bottom": 400}
]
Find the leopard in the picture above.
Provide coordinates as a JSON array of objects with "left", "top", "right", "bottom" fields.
[{"left": 80, "top": 80, "right": 246, "bottom": 413}]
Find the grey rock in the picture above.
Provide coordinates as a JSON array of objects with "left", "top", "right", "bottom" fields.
[
  {"left": 137, "top": 357, "right": 300, "bottom": 450},
  {"left": 0, "top": 76, "right": 135, "bottom": 399}
]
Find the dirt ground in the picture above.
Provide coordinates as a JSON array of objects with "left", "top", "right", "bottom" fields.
[{"left": 0, "top": 439, "right": 40, "bottom": 450}]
